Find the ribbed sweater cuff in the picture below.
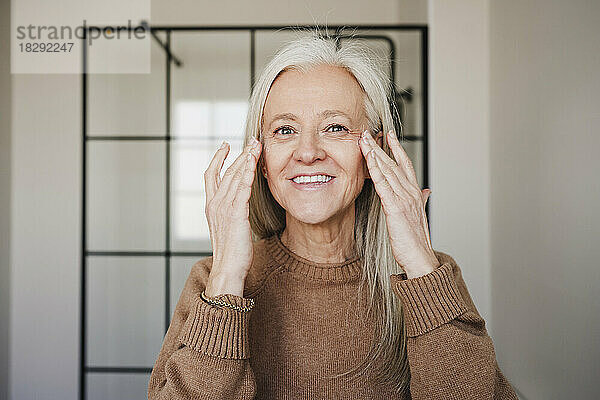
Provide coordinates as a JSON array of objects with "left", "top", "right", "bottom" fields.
[
  {"left": 391, "top": 262, "right": 469, "bottom": 337},
  {"left": 178, "top": 293, "right": 253, "bottom": 359}
]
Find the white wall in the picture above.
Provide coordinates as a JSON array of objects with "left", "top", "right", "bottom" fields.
[
  {"left": 428, "top": 0, "right": 492, "bottom": 332},
  {"left": 1, "top": 0, "right": 12, "bottom": 398},
  {"left": 10, "top": 73, "right": 81, "bottom": 399},
  {"left": 151, "top": 0, "right": 427, "bottom": 25},
  {"left": 489, "top": 1, "right": 600, "bottom": 399}
]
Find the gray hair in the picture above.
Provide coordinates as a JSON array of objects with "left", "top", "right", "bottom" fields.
[{"left": 246, "top": 28, "right": 410, "bottom": 393}]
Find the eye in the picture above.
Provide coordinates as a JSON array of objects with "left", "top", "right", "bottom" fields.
[
  {"left": 273, "top": 125, "right": 296, "bottom": 135},
  {"left": 325, "top": 124, "right": 350, "bottom": 133}
]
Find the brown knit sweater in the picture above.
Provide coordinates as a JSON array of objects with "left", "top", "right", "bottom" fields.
[{"left": 148, "top": 233, "right": 518, "bottom": 399}]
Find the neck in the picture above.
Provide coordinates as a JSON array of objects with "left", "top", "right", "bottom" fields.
[{"left": 281, "top": 205, "right": 357, "bottom": 264}]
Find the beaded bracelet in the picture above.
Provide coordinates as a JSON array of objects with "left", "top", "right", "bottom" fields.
[{"left": 201, "top": 290, "right": 255, "bottom": 313}]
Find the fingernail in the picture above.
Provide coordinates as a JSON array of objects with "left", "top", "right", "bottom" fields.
[
  {"left": 220, "top": 141, "right": 227, "bottom": 149},
  {"left": 362, "top": 129, "right": 369, "bottom": 138}
]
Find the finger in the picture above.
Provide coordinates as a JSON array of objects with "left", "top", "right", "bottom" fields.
[
  {"left": 421, "top": 189, "right": 434, "bottom": 249},
  {"left": 233, "top": 139, "right": 261, "bottom": 201},
  {"left": 215, "top": 140, "right": 260, "bottom": 204},
  {"left": 359, "top": 129, "right": 396, "bottom": 169},
  {"left": 361, "top": 130, "right": 419, "bottom": 198},
  {"left": 248, "top": 137, "right": 262, "bottom": 165},
  {"left": 422, "top": 188, "right": 431, "bottom": 205},
  {"left": 365, "top": 148, "right": 397, "bottom": 211},
  {"left": 370, "top": 143, "right": 416, "bottom": 201},
  {"left": 216, "top": 141, "right": 256, "bottom": 195},
  {"left": 205, "top": 141, "right": 230, "bottom": 200},
  {"left": 233, "top": 148, "right": 260, "bottom": 209},
  {"left": 385, "top": 130, "right": 419, "bottom": 187}
]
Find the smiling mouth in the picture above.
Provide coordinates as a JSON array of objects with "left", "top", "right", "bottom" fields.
[{"left": 290, "top": 175, "right": 335, "bottom": 184}]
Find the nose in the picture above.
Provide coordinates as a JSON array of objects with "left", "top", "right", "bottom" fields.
[{"left": 292, "top": 132, "right": 327, "bottom": 164}]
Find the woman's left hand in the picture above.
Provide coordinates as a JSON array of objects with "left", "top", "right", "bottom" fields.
[{"left": 359, "top": 129, "right": 440, "bottom": 279}]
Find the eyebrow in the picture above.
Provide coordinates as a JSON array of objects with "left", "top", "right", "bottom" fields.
[{"left": 269, "top": 109, "right": 352, "bottom": 125}]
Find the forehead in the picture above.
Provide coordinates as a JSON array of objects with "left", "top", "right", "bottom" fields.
[{"left": 263, "top": 64, "right": 365, "bottom": 120}]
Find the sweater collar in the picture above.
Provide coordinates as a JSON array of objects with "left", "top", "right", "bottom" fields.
[{"left": 264, "top": 232, "right": 363, "bottom": 282}]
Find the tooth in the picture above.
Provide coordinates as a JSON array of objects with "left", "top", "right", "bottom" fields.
[{"left": 292, "top": 175, "right": 333, "bottom": 184}]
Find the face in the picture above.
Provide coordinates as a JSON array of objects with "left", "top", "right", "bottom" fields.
[{"left": 261, "top": 64, "right": 379, "bottom": 225}]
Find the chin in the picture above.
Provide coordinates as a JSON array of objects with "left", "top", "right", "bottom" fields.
[{"left": 288, "top": 206, "right": 338, "bottom": 225}]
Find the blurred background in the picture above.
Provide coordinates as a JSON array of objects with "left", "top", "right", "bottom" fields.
[{"left": 1, "top": 0, "right": 599, "bottom": 399}]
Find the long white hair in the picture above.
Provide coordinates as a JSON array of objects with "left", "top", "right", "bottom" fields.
[{"left": 246, "top": 28, "right": 410, "bottom": 392}]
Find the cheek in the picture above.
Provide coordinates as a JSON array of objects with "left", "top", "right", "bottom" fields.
[
  {"left": 261, "top": 143, "right": 286, "bottom": 174},
  {"left": 356, "top": 158, "right": 368, "bottom": 180},
  {"left": 348, "top": 145, "right": 367, "bottom": 173},
  {"left": 331, "top": 147, "right": 367, "bottom": 180}
]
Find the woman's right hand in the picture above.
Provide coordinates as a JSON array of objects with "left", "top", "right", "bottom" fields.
[{"left": 203, "top": 137, "right": 262, "bottom": 297}]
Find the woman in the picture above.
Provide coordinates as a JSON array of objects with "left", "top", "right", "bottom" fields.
[{"left": 148, "top": 32, "right": 518, "bottom": 399}]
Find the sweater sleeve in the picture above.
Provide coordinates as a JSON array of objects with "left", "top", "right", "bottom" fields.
[
  {"left": 147, "top": 257, "right": 257, "bottom": 400},
  {"left": 389, "top": 251, "right": 519, "bottom": 400}
]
